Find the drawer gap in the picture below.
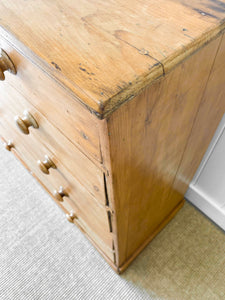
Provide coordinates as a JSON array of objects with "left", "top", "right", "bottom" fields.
[
  {"left": 103, "top": 173, "right": 109, "bottom": 206},
  {"left": 104, "top": 172, "right": 113, "bottom": 233},
  {"left": 112, "top": 240, "right": 116, "bottom": 264},
  {"left": 107, "top": 211, "right": 113, "bottom": 233}
]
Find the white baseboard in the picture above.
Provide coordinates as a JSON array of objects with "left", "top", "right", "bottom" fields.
[
  {"left": 186, "top": 186, "right": 225, "bottom": 230},
  {"left": 185, "top": 114, "right": 225, "bottom": 231}
]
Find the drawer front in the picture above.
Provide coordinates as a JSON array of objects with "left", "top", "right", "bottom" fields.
[
  {"left": 0, "top": 37, "right": 102, "bottom": 162},
  {"left": 0, "top": 83, "right": 106, "bottom": 205},
  {"left": 0, "top": 114, "right": 114, "bottom": 260},
  {"left": 62, "top": 201, "right": 115, "bottom": 262},
  {"left": 1, "top": 139, "right": 114, "bottom": 262}
]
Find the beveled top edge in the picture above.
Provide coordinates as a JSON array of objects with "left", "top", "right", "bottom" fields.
[{"left": 0, "top": 0, "right": 224, "bottom": 119}]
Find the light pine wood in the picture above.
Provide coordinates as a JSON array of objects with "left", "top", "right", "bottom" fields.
[
  {"left": 0, "top": 49, "right": 16, "bottom": 80},
  {"left": 105, "top": 35, "right": 223, "bottom": 267},
  {"left": 54, "top": 186, "right": 69, "bottom": 202},
  {"left": 0, "top": 37, "right": 102, "bottom": 162},
  {"left": 0, "top": 1, "right": 225, "bottom": 117},
  {"left": 0, "top": 126, "right": 113, "bottom": 249},
  {"left": 15, "top": 110, "right": 39, "bottom": 135},
  {"left": 117, "top": 200, "right": 185, "bottom": 274},
  {"left": 167, "top": 32, "right": 225, "bottom": 207},
  {"left": 0, "top": 83, "right": 106, "bottom": 204},
  {"left": 0, "top": 139, "right": 115, "bottom": 262},
  {"left": 3, "top": 140, "right": 14, "bottom": 151},
  {"left": 0, "top": 87, "right": 116, "bottom": 256},
  {"left": 66, "top": 211, "right": 78, "bottom": 223},
  {"left": 0, "top": 128, "right": 114, "bottom": 258},
  {"left": 37, "top": 155, "right": 57, "bottom": 175},
  {"left": 1, "top": 1, "right": 225, "bottom": 274},
  {"left": 98, "top": 119, "right": 120, "bottom": 267}
]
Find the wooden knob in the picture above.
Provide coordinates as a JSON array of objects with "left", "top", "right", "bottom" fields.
[
  {"left": 54, "top": 186, "right": 68, "bottom": 202},
  {"left": 15, "top": 110, "right": 39, "bottom": 135},
  {"left": 3, "top": 140, "right": 14, "bottom": 151},
  {"left": 0, "top": 49, "right": 17, "bottom": 81},
  {"left": 37, "top": 155, "right": 56, "bottom": 174},
  {"left": 66, "top": 211, "right": 77, "bottom": 223}
]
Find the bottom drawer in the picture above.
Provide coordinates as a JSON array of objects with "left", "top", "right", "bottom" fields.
[{"left": 0, "top": 130, "right": 115, "bottom": 262}]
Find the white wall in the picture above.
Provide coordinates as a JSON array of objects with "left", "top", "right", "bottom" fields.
[{"left": 185, "top": 115, "right": 225, "bottom": 230}]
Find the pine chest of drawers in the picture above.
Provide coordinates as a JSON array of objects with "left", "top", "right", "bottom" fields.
[{"left": 0, "top": 1, "right": 225, "bottom": 273}]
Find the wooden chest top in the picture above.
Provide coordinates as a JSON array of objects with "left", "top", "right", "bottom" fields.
[{"left": 0, "top": 0, "right": 224, "bottom": 117}]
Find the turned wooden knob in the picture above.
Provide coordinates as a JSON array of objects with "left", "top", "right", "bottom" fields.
[
  {"left": 0, "top": 49, "right": 17, "bottom": 80},
  {"left": 54, "top": 186, "right": 68, "bottom": 202},
  {"left": 37, "top": 155, "right": 56, "bottom": 174},
  {"left": 3, "top": 140, "right": 14, "bottom": 151},
  {"left": 66, "top": 211, "right": 77, "bottom": 223},
  {"left": 15, "top": 110, "right": 39, "bottom": 135}
]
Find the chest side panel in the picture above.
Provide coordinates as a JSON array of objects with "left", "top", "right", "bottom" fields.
[
  {"left": 168, "top": 33, "right": 225, "bottom": 207},
  {"left": 107, "top": 35, "right": 222, "bottom": 267}
]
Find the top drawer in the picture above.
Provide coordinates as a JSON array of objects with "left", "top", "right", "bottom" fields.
[{"left": 0, "top": 37, "right": 102, "bottom": 163}]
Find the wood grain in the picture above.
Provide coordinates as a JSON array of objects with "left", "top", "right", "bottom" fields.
[
  {"left": 106, "top": 35, "right": 222, "bottom": 266},
  {"left": 0, "top": 48, "right": 16, "bottom": 80},
  {"left": 1, "top": 0, "right": 225, "bottom": 273},
  {"left": 0, "top": 127, "right": 114, "bottom": 256},
  {"left": 0, "top": 83, "right": 105, "bottom": 204},
  {"left": 0, "top": 135, "right": 115, "bottom": 262},
  {"left": 0, "top": 0, "right": 224, "bottom": 117},
  {"left": 118, "top": 200, "right": 185, "bottom": 273},
  {"left": 167, "top": 32, "right": 225, "bottom": 207},
  {"left": 0, "top": 37, "right": 102, "bottom": 162},
  {"left": 98, "top": 119, "right": 120, "bottom": 266}
]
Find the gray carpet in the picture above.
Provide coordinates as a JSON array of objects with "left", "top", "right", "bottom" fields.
[{"left": 0, "top": 142, "right": 225, "bottom": 300}]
